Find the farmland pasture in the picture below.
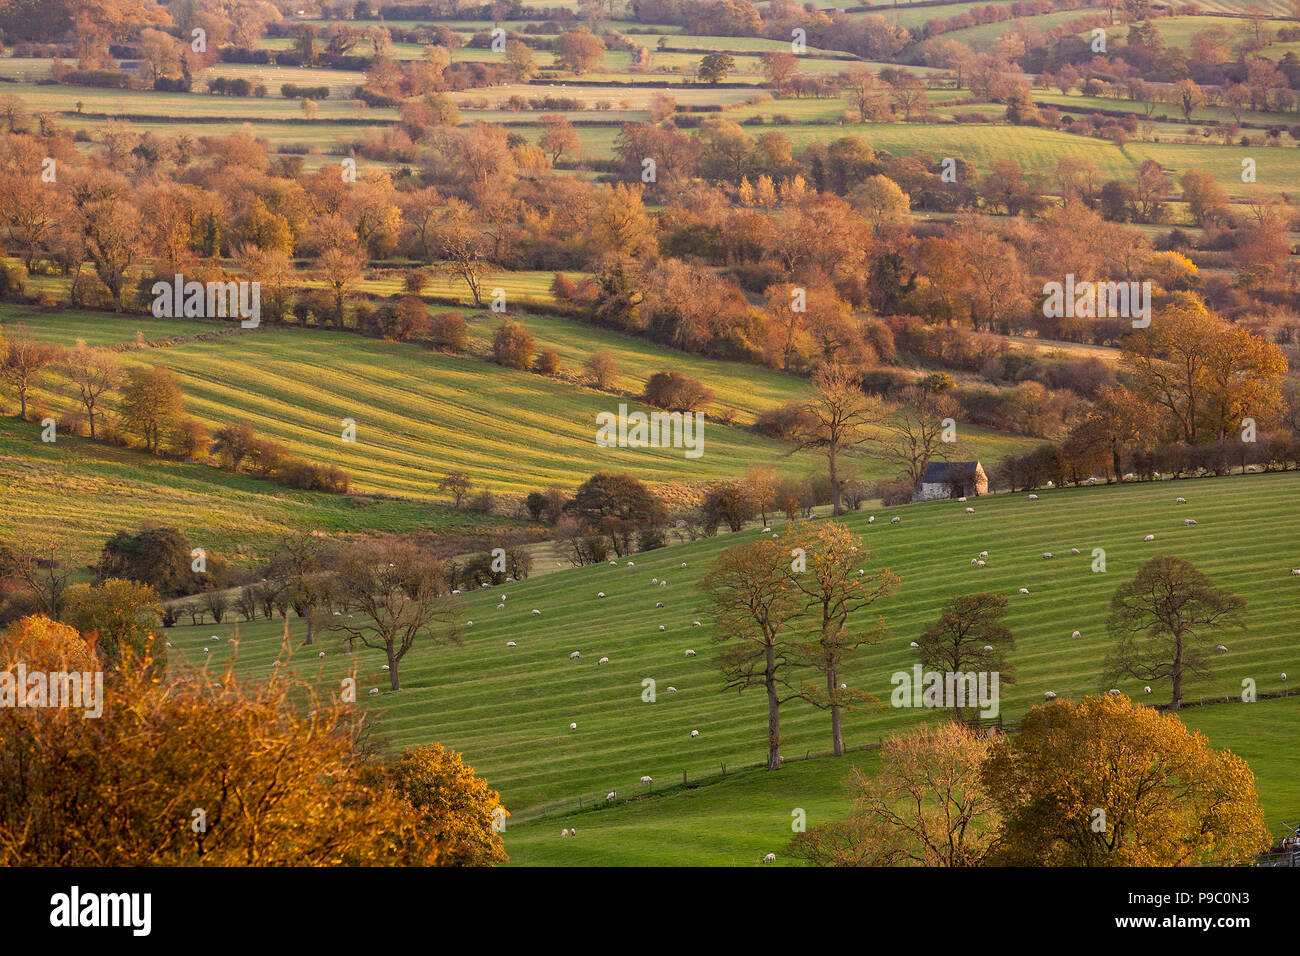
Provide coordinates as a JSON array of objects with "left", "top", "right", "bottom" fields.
[{"left": 157, "top": 471, "right": 1300, "bottom": 864}]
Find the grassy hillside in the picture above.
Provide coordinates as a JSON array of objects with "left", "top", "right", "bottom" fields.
[{"left": 160, "top": 472, "right": 1300, "bottom": 850}]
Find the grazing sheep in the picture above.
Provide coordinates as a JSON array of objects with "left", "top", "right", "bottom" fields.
[
  {"left": 606, "top": 791, "right": 616, "bottom": 801},
  {"left": 690, "top": 730, "right": 699, "bottom": 738},
  {"left": 762, "top": 527, "right": 772, "bottom": 533},
  {"left": 570, "top": 651, "right": 580, "bottom": 660},
  {"left": 570, "top": 723, "right": 577, "bottom": 730},
  {"left": 466, "top": 621, "right": 473, "bottom": 627},
  {"left": 1043, "top": 552, "right": 1053, "bottom": 559},
  {"left": 1215, "top": 644, "right": 1228, "bottom": 653},
  {"left": 652, "top": 577, "right": 659, "bottom": 585},
  {"left": 497, "top": 603, "right": 504, "bottom": 610},
  {"left": 979, "top": 551, "right": 989, "bottom": 559},
  {"left": 501, "top": 594, "right": 507, "bottom": 601},
  {"left": 958, "top": 496, "right": 967, "bottom": 503},
  {"left": 1175, "top": 497, "right": 1187, "bottom": 504},
  {"left": 680, "top": 562, "right": 687, "bottom": 568},
  {"left": 1282, "top": 673, "right": 1288, "bottom": 681},
  {"left": 890, "top": 517, "right": 901, "bottom": 525},
  {"left": 1019, "top": 588, "right": 1030, "bottom": 595},
  {"left": 598, "top": 657, "right": 609, "bottom": 665},
  {"left": 203, "top": 648, "right": 209, "bottom": 655},
  {"left": 976, "top": 560, "right": 986, "bottom": 567},
  {"left": 1028, "top": 494, "right": 1039, "bottom": 500},
  {"left": 868, "top": 516, "right": 876, "bottom": 524},
  {"left": 667, "top": 686, "right": 677, "bottom": 693},
  {"left": 983, "top": 645, "right": 993, "bottom": 652},
  {"left": 627, "top": 561, "right": 635, "bottom": 567},
  {"left": 971, "top": 558, "right": 979, "bottom": 566},
  {"left": 762, "top": 853, "right": 776, "bottom": 864},
  {"left": 211, "top": 635, "right": 220, "bottom": 642},
  {"left": 1108, "top": 689, "right": 1121, "bottom": 695},
  {"left": 658, "top": 625, "right": 666, "bottom": 632},
  {"left": 840, "top": 683, "right": 847, "bottom": 689},
  {"left": 656, "top": 601, "right": 664, "bottom": 608},
  {"left": 659, "top": 581, "right": 667, "bottom": 588},
  {"left": 570, "top": 827, "right": 577, "bottom": 836},
  {"left": 966, "top": 507, "right": 975, "bottom": 514},
  {"left": 165, "top": 641, "right": 173, "bottom": 648},
  {"left": 382, "top": 664, "right": 390, "bottom": 671},
  {"left": 562, "top": 829, "right": 570, "bottom": 838},
  {"left": 1291, "top": 569, "right": 1300, "bottom": 575},
  {"left": 909, "top": 641, "right": 919, "bottom": 648},
  {"left": 1070, "top": 548, "right": 1080, "bottom": 555},
  {"left": 506, "top": 641, "right": 517, "bottom": 647},
  {"left": 1044, "top": 691, "right": 1057, "bottom": 700},
  {"left": 452, "top": 589, "right": 461, "bottom": 595},
  {"left": 640, "top": 776, "right": 653, "bottom": 784},
  {"left": 1184, "top": 519, "right": 1198, "bottom": 526},
  {"left": 1144, "top": 686, "right": 1152, "bottom": 694},
  {"left": 692, "top": 621, "right": 701, "bottom": 627},
  {"left": 685, "top": 649, "right": 697, "bottom": 657},
  {"left": 1071, "top": 630, "right": 1081, "bottom": 639},
  {"left": 368, "top": 688, "right": 379, "bottom": 696},
  {"left": 1143, "top": 534, "right": 1155, "bottom": 542},
  {"left": 598, "top": 592, "right": 606, "bottom": 598},
  {"left": 609, "top": 561, "right": 618, "bottom": 566},
  {"left": 532, "top": 609, "right": 541, "bottom": 616}
]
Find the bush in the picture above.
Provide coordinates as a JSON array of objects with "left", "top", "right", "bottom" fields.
[
  {"left": 376, "top": 296, "right": 430, "bottom": 342},
  {"left": 754, "top": 401, "right": 814, "bottom": 439},
  {"left": 280, "top": 83, "right": 330, "bottom": 100},
  {"left": 429, "top": 311, "right": 469, "bottom": 352},
  {"left": 491, "top": 318, "right": 535, "bottom": 370},
  {"left": 585, "top": 350, "right": 617, "bottom": 390},
  {"left": 642, "top": 371, "right": 713, "bottom": 412},
  {"left": 533, "top": 349, "right": 561, "bottom": 376}
]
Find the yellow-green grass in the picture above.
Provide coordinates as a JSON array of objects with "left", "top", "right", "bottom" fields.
[
  {"left": 921, "top": 7, "right": 1108, "bottom": 50},
  {"left": 165, "top": 472, "right": 1300, "bottom": 830},
  {"left": 1085, "top": 15, "right": 1300, "bottom": 59},
  {"left": 1032, "top": 91, "right": 1299, "bottom": 137},
  {"left": 0, "top": 415, "right": 506, "bottom": 558},
  {"left": 1194, "top": 0, "right": 1293, "bottom": 15}
]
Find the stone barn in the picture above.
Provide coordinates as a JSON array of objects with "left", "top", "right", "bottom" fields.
[{"left": 914, "top": 461, "right": 988, "bottom": 502}]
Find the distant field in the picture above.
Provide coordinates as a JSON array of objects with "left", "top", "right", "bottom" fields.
[{"left": 160, "top": 472, "right": 1300, "bottom": 844}]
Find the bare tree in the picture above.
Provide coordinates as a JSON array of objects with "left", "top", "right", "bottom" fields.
[
  {"left": 64, "top": 344, "right": 121, "bottom": 439},
  {"left": 793, "top": 364, "right": 886, "bottom": 515}
]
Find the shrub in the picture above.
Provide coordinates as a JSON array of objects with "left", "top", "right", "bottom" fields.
[
  {"left": 491, "top": 318, "right": 535, "bottom": 370},
  {"left": 429, "top": 311, "right": 469, "bottom": 353},
  {"left": 585, "top": 350, "right": 617, "bottom": 390},
  {"left": 642, "top": 371, "right": 713, "bottom": 412},
  {"left": 533, "top": 349, "right": 561, "bottom": 376}
]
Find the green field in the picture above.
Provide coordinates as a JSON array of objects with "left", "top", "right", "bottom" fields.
[{"left": 147, "top": 471, "right": 1300, "bottom": 865}]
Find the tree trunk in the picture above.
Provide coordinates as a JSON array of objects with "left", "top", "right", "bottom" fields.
[
  {"left": 1171, "top": 633, "right": 1183, "bottom": 710},
  {"left": 827, "top": 667, "right": 843, "bottom": 756},
  {"left": 829, "top": 442, "right": 841, "bottom": 515},
  {"left": 303, "top": 612, "right": 314, "bottom": 646},
  {"left": 765, "top": 645, "right": 781, "bottom": 770},
  {"left": 389, "top": 647, "right": 400, "bottom": 691}
]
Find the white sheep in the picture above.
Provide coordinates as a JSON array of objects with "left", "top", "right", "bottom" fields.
[
  {"left": 609, "top": 561, "right": 618, "bottom": 566},
  {"left": 562, "top": 829, "right": 570, "bottom": 838},
  {"left": 1070, "top": 547, "right": 1080, "bottom": 554},
  {"left": 1043, "top": 552, "right": 1053, "bottom": 559},
  {"left": 1144, "top": 534, "right": 1155, "bottom": 541},
  {"left": 1028, "top": 494, "right": 1039, "bottom": 500},
  {"left": 868, "top": 516, "right": 876, "bottom": 524},
  {"left": 569, "top": 651, "right": 580, "bottom": 660},
  {"left": 532, "top": 609, "right": 541, "bottom": 615},
  {"left": 1071, "top": 630, "right": 1081, "bottom": 639},
  {"left": 762, "top": 527, "right": 771, "bottom": 533},
  {"left": 318, "top": 650, "right": 325, "bottom": 658},
  {"left": 382, "top": 664, "right": 390, "bottom": 671},
  {"left": 1108, "top": 689, "right": 1121, "bottom": 695},
  {"left": 762, "top": 853, "right": 776, "bottom": 863},
  {"left": 909, "top": 641, "right": 919, "bottom": 648},
  {"left": 1283, "top": 673, "right": 1288, "bottom": 681},
  {"left": 659, "top": 625, "right": 666, "bottom": 631},
  {"left": 606, "top": 791, "right": 616, "bottom": 801},
  {"left": 1215, "top": 644, "right": 1228, "bottom": 652},
  {"left": 685, "top": 649, "right": 696, "bottom": 657},
  {"left": 165, "top": 641, "right": 173, "bottom": 648},
  {"left": 1291, "top": 570, "right": 1300, "bottom": 575},
  {"left": 570, "top": 722, "right": 577, "bottom": 730},
  {"left": 1144, "top": 686, "right": 1152, "bottom": 694},
  {"left": 497, "top": 603, "right": 505, "bottom": 609},
  {"left": 1175, "top": 497, "right": 1186, "bottom": 504},
  {"left": 976, "top": 560, "right": 986, "bottom": 567},
  {"left": 598, "top": 657, "right": 609, "bottom": 665},
  {"left": 692, "top": 621, "right": 701, "bottom": 627},
  {"left": 667, "top": 686, "right": 677, "bottom": 693},
  {"left": 690, "top": 729, "right": 699, "bottom": 738},
  {"left": 890, "top": 516, "right": 901, "bottom": 525},
  {"left": 983, "top": 645, "right": 993, "bottom": 652},
  {"left": 971, "top": 558, "right": 978, "bottom": 566},
  {"left": 640, "top": 775, "right": 653, "bottom": 784},
  {"left": 958, "top": 496, "right": 967, "bottom": 503},
  {"left": 965, "top": 507, "right": 975, "bottom": 514},
  {"left": 452, "top": 589, "right": 461, "bottom": 595},
  {"left": 598, "top": 592, "right": 606, "bottom": 598},
  {"left": 1044, "top": 691, "right": 1057, "bottom": 700},
  {"left": 368, "top": 688, "right": 379, "bottom": 696},
  {"left": 656, "top": 601, "right": 664, "bottom": 608},
  {"left": 627, "top": 561, "right": 635, "bottom": 567},
  {"left": 652, "top": 577, "right": 659, "bottom": 585},
  {"left": 659, "top": 581, "right": 667, "bottom": 588},
  {"left": 210, "top": 635, "right": 220, "bottom": 642},
  {"left": 1019, "top": 588, "right": 1030, "bottom": 595},
  {"left": 978, "top": 550, "right": 989, "bottom": 558},
  {"left": 680, "top": 562, "right": 687, "bottom": 568},
  {"left": 203, "top": 648, "right": 209, "bottom": 655},
  {"left": 466, "top": 621, "right": 473, "bottom": 627},
  {"left": 1184, "top": 519, "right": 1198, "bottom": 526},
  {"left": 507, "top": 641, "right": 517, "bottom": 647}
]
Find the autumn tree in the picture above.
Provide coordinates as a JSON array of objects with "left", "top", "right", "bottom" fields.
[
  {"left": 984, "top": 694, "right": 1269, "bottom": 865},
  {"left": 383, "top": 743, "right": 508, "bottom": 866},
  {"left": 119, "top": 364, "right": 186, "bottom": 454},
  {"left": 439, "top": 471, "right": 472, "bottom": 508},
  {"left": 330, "top": 540, "right": 460, "bottom": 692},
  {"left": 700, "top": 537, "right": 803, "bottom": 770},
  {"left": 61, "top": 578, "right": 163, "bottom": 673},
  {"left": 63, "top": 343, "right": 120, "bottom": 439},
  {"left": 697, "top": 52, "right": 735, "bottom": 84},
  {"left": 785, "top": 523, "right": 898, "bottom": 755},
  {"left": 875, "top": 386, "right": 960, "bottom": 491},
  {"left": 794, "top": 364, "right": 886, "bottom": 515},
  {"left": 1104, "top": 555, "right": 1245, "bottom": 710},
  {"left": 267, "top": 532, "right": 331, "bottom": 646},
  {"left": 538, "top": 114, "right": 579, "bottom": 165},
  {"left": 791, "top": 722, "right": 998, "bottom": 866},
  {"left": 554, "top": 27, "right": 605, "bottom": 74},
  {"left": 915, "top": 593, "right": 1015, "bottom": 721},
  {"left": 0, "top": 324, "right": 61, "bottom": 419}
]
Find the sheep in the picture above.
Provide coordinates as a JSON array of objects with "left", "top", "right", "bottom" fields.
[
  {"left": 1144, "top": 686, "right": 1152, "bottom": 694},
  {"left": 562, "top": 829, "right": 570, "bottom": 838},
  {"left": 762, "top": 527, "right": 772, "bottom": 533},
  {"left": 640, "top": 775, "right": 653, "bottom": 784},
  {"left": 868, "top": 516, "right": 876, "bottom": 524},
  {"left": 598, "top": 657, "right": 609, "bottom": 665},
  {"left": 382, "top": 664, "right": 390, "bottom": 671},
  {"left": 452, "top": 589, "right": 461, "bottom": 595},
  {"left": 658, "top": 625, "right": 666, "bottom": 632},
  {"left": 570, "top": 827, "right": 577, "bottom": 836},
  {"left": 569, "top": 723, "right": 577, "bottom": 730},
  {"left": 606, "top": 791, "right": 616, "bottom": 801},
  {"left": 692, "top": 621, "right": 701, "bottom": 627},
  {"left": 598, "top": 592, "right": 606, "bottom": 598},
  {"left": 627, "top": 561, "right": 635, "bottom": 567},
  {"left": 1045, "top": 481, "right": 1055, "bottom": 488},
  {"left": 1043, "top": 691, "right": 1057, "bottom": 700},
  {"left": 203, "top": 648, "right": 209, "bottom": 655},
  {"left": 507, "top": 641, "right": 517, "bottom": 648},
  {"left": 890, "top": 516, "right": 901, "bottom": 525},
  {"left": 685, "top": 649, "right": 697, "bottom": 657},
  {"left": 497, "top": 603, "right": 505, "bottom": 610},
  {"left": 762, "top": 853, "right": 776, "bottom": 864},
  {"left": 1043, "top": 552, "right": 1053, "bottom": 559},
  {"left": 983, "top": 645, "right": 993, "bottom": 652},
  {"left": 840, "top": 683, "right": 847, "bottom": 689},
  {"left": 1175, "top": 497, "right": 1187, "bottom": 504},
  {"left": 532, "top": 609, "right": 541, "bottom": 616},
  {"left": 1291, "top": 569, "right": 1300, "bottom": 575},
  {"left": 909, "top": 641, "right": 920, "bottom": 648},
  {"left": 1108, "top": 689, "right": 1121, "bottom": 695},
  {"left": 466, "top": 621, "right": 473, "bottom": 627},
  {"left": 979, "top": 550, "right": 989, "bottom": 558},
  {"left": 210, "top": 635, "right": 220, "bottom": 642},
  {"left": 1215, "top": 644, "right": 1228, "bottom": 653},
  {"left": 966, "top": 507, "right": 976, "bottom": 514},
  {"left": 165, "top": 641, "right": 173, "bottom": 648},
  {"left": 1070, "top": 547, "right": 1080, "bottom": 555},
  {"left": 570, "top": 651, "right": 580, "bottom": 660},
  {"left": 656, "top": 601, "right": 664, "bottom": 608},
  {"left": 1143, "top": 534, "right": 1155, "bottom": 542},
  {"left": 667, "top": 686, "right": 677, "bottom": 693},
  {"left": 501, "top": 594, "right": 507, "bottom": 601},
  {"left": 958, "top": 496, "right": 967, "bottom": 503},
  {"left": 1019, "top": 588, "right": 1030, "bottom": 595},
  {"left": 659, "top": 581, "right": 667, "bottom": 588},
  {"left": 1283, "top": 673, "right": 1288, "bottom": 681},
  {"left": 690, "top": 730, "right": 699, "bottom": 738},
  {"left": 976, "top": 560, "right": 986, "bottom": 567},
  {"left": 1184, "top": 519, "right": 1198, "bottom": 526},
  {"left": 652, "top": 577, "right": 659, "bottom": 585},
  {"left": 368, "top": 688, "right": 379, "bottom": 696},
  {"left": 971, "top": 558, "right": 979, "bottom": 566},
  {"left": 1028, "top": 494, "right": 1039, "bottom": 500},
  {"left": 680, "top": 562, "right": 687, "bottom": 568},
  {"left": 609, "top": 561, "right": 618, "bottom": 566}
]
